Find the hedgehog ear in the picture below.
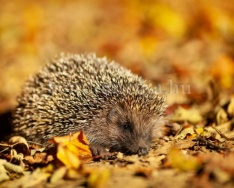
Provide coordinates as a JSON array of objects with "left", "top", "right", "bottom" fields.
[{"left": 107, "top": 103, "right": 125, "bottom": 124}]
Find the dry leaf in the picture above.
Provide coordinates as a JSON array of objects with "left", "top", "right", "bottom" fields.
[
  {"left": 170, "top": 106, "right": 202, "bottom": 123},
  {"left": 8, "top": 136, "right": 30, "bottom": 155},
  {"left": 57, "top": 144, "right": 81, "bottom": 169},
  {"left": 0, "top": 161, "right": 10, "bottom": 182},
  {"left": 24, "top": 152, "right": 53, "bottom": 165},
  {"left": 216, "top": 108, "right": 228, "bottom": 125},
  {"left": 3, "top": 168, "right": 50, "bottom": 188},
  {"left": 88, "top": 169, "right": 110, "bottom": 188},
  {"left": 167, "top": 147, "right": 201, "bottom": 171},
  {"left": 51, "top": 131, "right": 92, "bottom": 160},
  {"left": 50, "top": 131, "right": 89, "bottom": 145},
  {"left": 175, "top": 140, "right": 196, "bottom": 149},
  {"left": 227, "top": 96, "right": 234, "bottom": 117},
  {"left": 175, "top": 127, "right": 195, "bottom": 139},
  {"left": 50, "top": 166, "right": 67, "bottom": 183},
  {"left": 1, "top": 159, "right": 24, "bottom": 174},
  {"left": 9, "top": 136, "right": 29, "bottom": 148},
  {"left": 195, "top": 127, "right": 204, "bottom": 135},
  {"left": 210, "top": 55, "right": 234, "bottom": 89},
  {"left": 53, "top": 131, "right": 92, "bottom": 168}
]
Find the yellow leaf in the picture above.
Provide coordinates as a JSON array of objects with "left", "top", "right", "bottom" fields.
[
  {"left": 88, "top": 169, "right": 110, "bottom": 188},
  {"left": 210, "top": 55, "right": 234, "bottom": 89},
  {"left": 170, "top": 106, "right": 202, "bottom": 123},
  {"left": 195, "top": 127, "right": 204, "bottom": 135},
  {"left": 57, "top": 144, "right": 81, "bottom": 169},
  {"left": 216, "top": 108, "right": 228, "bottom": 125},
  {"left": 227, "top": 96, "right": 234, "bottom": 117},
  {"left": 52, "top": 131, "right": 92, "bottom": 166},
  {"left": 175, "top": 127, "right": 195, "bottom": 140},
  {"left": 140, "top": 36, "right": 158, "bottom": 57},
  {"left": 50, "top": 131, "right": 89, "bottom": 145},
  {"left": 50, "top": 166, "right": 67, "bottom": 183},
  {"left": 147, "top": 4, "right": 186, "bottom": 38},
  {"left": 168, "top": 147, "right": 201, "bottom": 171}
]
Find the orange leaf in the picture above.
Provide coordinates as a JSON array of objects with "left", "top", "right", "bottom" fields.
[
  {"left": 210, "top": 55, "right": 234, "bottom": 89},
  {"left": 49, "top": 131, "right": 89, "bottom": 145},
  {"left": 50, "top": 131, "right": 92, "bottom": 165},
  {"left": 57, "top": 144, "right": 81, "bottom": 169},
  {"left": 88, "top": 169, "right": 110, "bottom": 188},
  {"left": 168, "top": 147, "right": 201, "bottom": 171}
]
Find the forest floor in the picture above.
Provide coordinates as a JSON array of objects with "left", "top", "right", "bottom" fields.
[{"left": 1, "top": 0, "right": 234, "bottom": 187}]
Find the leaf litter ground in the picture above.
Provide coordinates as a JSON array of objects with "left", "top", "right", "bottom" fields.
[
  {"left": 1, "top": 0, "right": 234, "bottom": 187},
  {"left": 1, "top": 92, "right": 234, "bottom": 188}
]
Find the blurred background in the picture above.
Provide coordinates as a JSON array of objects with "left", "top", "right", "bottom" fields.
[{"left": 0, "top": 0, "right": 234, "bottom": 113}]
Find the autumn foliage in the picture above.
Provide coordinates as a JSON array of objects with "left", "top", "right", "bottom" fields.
[{"left": 1, "top": 0, "right": 234, "bottom": 187}]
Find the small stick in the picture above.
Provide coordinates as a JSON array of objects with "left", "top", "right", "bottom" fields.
[{"left": 212, "top": 126, "right": 234, "bottom": 141}]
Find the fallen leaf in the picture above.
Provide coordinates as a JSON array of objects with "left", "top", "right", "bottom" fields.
[
  {"left": 227, "top": 96, "right": 234, "bottom": 117},
  {"left": 8, "top": 136, "right": 29, "bottom": 148},
  {"left": 50, "top": 131, "right": 89, "bottom": 145},
  {"left": 8, "top": 136, "right": 30, "bottom": 155},
  {"left": 24, "top": 152, "right": 53, "bottom": 165},
  {"left": 195, "top": 127, "right": 204, "bottom": 135},
  {"left": 51, "top": 131, "right": 92, "bottom": 163},
  {"left": 88, "top": 169, "right": 110, "bottom": 188},
  {"left": 170, "top": 106, "right": 202, "bottom": 123},
  {"left": 2, "top": 168, "right": 50, "bottom": 188},
  {"left": 216, "top": 108, "right": 228, "bottom": 125},
  {"left": 1, "top": 159, "right": 24, "bottom": 174},
  {"left": 175, "top": 140, "right": 196, "bottom": 149},
  {"left": 57, "top": 144, "right": 81, "bottom": 170},
  {"left": 50, "top": 166, "right": 67, "bottom": 183},
  {"left": 167, "top": 147, "right": 201, "bottom": 171},
  {"left": 0, "top": 162, "right": 10, "bottom": 182},
  {"left": 175, "top": 127, "right": 195, "bottom": 139},
  {"left": 210, "top": 55, "right": 234, "bottom": 89}
]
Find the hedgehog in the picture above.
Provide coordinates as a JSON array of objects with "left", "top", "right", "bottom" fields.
[{"left": 13, "top": 53, "right": 165, "bottom": 156}]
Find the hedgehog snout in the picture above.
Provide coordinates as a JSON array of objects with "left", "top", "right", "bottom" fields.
[
  {"left": 129, "top": 138, "right": 150, "bottom": 156},
  {"left": 138, "top": 147, "right": 148, "bottom": 156}
]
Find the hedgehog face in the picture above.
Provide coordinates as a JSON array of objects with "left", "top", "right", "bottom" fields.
[{"left": 106, "top": 104, "right": 164, "bottom": 156}]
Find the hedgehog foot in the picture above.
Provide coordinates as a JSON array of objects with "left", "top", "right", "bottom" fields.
[{"left": 90, "top": 143, "right": 111, "bottom": 159}]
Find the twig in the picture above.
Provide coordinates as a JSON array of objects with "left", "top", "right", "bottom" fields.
[
  {"left": 212, "top": 126, "right": 234, "bottom": 141},
  {"left": 174, "top": 124, "right": 183, "bottom": 137},
  {"left": 196, "top": 136, "right": 227, "bottom": 151}
]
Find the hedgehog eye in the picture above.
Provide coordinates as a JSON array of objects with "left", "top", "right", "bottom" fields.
[{"left": 122, "top": 122, "right": 131, "bottom": 130}]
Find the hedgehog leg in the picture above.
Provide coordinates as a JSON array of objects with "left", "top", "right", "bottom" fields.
[{"left": 89, "top": 143, "right": 111, "bottom": 159}]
